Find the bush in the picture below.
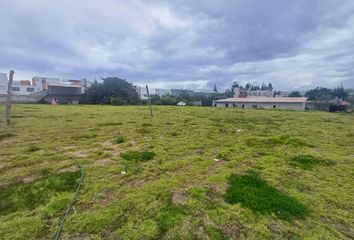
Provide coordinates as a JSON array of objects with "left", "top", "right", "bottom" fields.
[{"left": 111, "top": 97, "right": 125, "bottom": 105}]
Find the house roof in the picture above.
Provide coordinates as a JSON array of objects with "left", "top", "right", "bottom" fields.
[{"left": 214, "top": 97, "right": 308, "bottom": 103}]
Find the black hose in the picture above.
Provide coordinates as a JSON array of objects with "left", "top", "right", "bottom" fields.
[{"left": 54, "top": 157, "right": 84, "bottom": 240}]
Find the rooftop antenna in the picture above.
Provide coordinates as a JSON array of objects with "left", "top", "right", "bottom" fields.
[
  {"left": 5, "top": 70, "right": 15, "bottom": 124},
  {"left": 146, "top": 85, "right": 153, "bottom": 117}
]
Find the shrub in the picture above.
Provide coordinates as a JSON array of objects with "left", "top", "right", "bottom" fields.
[
  {"left": 111, "top": 97, "right": 125, "bottom": 105},
  {"left": 121, "top": 151, "right": 156, "bottom": 162},
  {"left": 225, "top": 172, "right": 309, "bottom": 220},
  {"left": 290, "top": 155, "right": 335, "bottom": 170}
]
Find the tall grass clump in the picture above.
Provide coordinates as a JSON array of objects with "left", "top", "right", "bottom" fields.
[
  {"left": 121, "top": 151, "right": 156, "bottom": 162},
  {"left": 290, "top": 155, "right": 335, "bottom": 170}
]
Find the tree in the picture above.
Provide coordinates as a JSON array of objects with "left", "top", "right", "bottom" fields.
[
  {"left": 245, "top": 82, "right": 252, "bottom": 90},
  {"left": 84, "top": 77, "right": 139, "bottom": 104},
  {"left": 305, "top": 87, "right": 332, "bottom": 101},
  {"left": 331, "top": 84, "right": 348, "bottom": 99},
  {"left": 213, "top": 84, "right": 218, "bottom": 93},
  {"left": 288, "top": 91, "right": 302, "bottom": 97},
  {"left": 268, "top": 83, "right": 273, "bottom": 91}
]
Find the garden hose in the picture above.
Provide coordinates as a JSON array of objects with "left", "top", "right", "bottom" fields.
[{"left": 54, "top": 156, "right": 84, "bottom": 240}]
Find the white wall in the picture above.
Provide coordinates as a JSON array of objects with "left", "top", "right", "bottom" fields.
[
  {"left": 214, "top": 101, "right": 305, "bottom": 110},
  {"left": 11, "top": 83, "right": 37, "bottom": 95}
]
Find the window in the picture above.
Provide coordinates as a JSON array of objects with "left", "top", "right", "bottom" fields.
[
  {"left": 233, "top": 103, "right": 237, "bottom": 107},
  {"left": 273, "top": 105, "right": 276, "bottom": 109},
  {"left": 252, "top": 105, "right": 258, "bottom": 108},
  {"left": 27, "top": 87, "right": 34, "bottom": 92},
  {"left": 143, "top": 94, "right": 148, "bottom": 97},
  {"left": 242, "top": 104, "right": 245, "bottom": 109},
  {"left": 225, "top": 103, "right": 229, "bottom": 108},
  {"left": 12, "top": 87, "right": 20, "bottom": 91}
]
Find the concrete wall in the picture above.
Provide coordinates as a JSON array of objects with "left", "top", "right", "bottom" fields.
[{"left": 214, "top": 101, "right": 305, "bottom": 110}]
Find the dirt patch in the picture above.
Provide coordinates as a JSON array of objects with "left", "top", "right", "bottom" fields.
[
  {"left": 92, "top": 158, "right": 112, "bottom": 166},
  {"left": 23, "top": 174, "right": 41, "bottom": 183},
  {"left": 123, "top": 177, "right": 147, "bottom": 188},
  {"left": 99, "top": 188, "right": 116, "bottom": 207},
  {"left": 57, "top": 165, "right": 80, "bottom": 173},
  {"left": 172, "top": 188, "right": 189, "bottom": 205},
  {"left": 102, "top": 141, "right": 121, "bottom": 156},
  {"left": 70, "top": 150, "right": 91, "bottom": 158},
  {"left": 201, "top": 214, "right": 247, "bottom": 240}
]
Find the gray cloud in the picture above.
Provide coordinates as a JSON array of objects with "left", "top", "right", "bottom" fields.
[{"left": 0, "top": 0, "right": 353, "bottom": 91}]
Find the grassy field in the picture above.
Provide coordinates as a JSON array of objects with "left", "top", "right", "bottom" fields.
[{"left": 0, "top": 104, "right": 353, "bottom": 239}]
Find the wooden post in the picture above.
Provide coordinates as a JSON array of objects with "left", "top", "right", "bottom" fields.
[
  {"left": 5, "top": 70, "right": 15, "bottom": 124},
  {"left": 146, "top": 85, "right": 153, "bottom": 117}
]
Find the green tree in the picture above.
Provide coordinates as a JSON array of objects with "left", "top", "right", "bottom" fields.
[
  {"left": 331, "top": 84, "right": 348, "bottom": 99},
  {"left": 305, "top": 87, "right": 332, "bottom": 101},
  {"left": 84, "top": 77, "right": 139, "bottom": 104},
  {"left": 288, "top": 91, "right": 302, "bottom": 97}
]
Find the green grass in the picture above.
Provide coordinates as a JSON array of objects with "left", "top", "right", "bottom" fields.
[
  {"left": 157, "top": 205, "right": 186, "bottom": 232},
  {"left": 0, "top": 104, "right": 353, "bottom": 239},
  {"left": 114, "top": 135, "right": 126, "bottom": 144},
  {"left": 290, "top": 154, "right": 336, "bottom": 170},
  {"left": 0, "top": 172, "right": 79, "bottom": 215},
  {"left": 121, "top": 150, "right": 156, "bottom": 162},
  {"left": 225, "top": 171, "right": 309, "bottom": 220}
]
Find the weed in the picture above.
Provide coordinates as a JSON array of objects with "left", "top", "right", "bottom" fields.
[
  {"left": 157, "top": 206, "right": 185, "bottom": 232},
  {"left": 205, "top": 225, "right": 227, "bottom": 240},
  {"left": 225, "top": 172, "right": 309, "bottom": 220},
  {"left": 121, "top": 151, "right": 156, "bottom": 162},
  {"left": 0, "top": 133, "right": 15, "bottom": 141},
  {"left": 27, "top": 144, "right": 40, "bottom": 152},
  {"left": 98, "top": 122, "right": 123, "bottom": 127},
  {"left": 114, "top": 136, "right": 126, "bottom": 144},
  {"left": 290, "top": 155, "right": 336, "bottom": 170}
]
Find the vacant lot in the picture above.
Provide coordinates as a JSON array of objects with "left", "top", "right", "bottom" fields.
[{"left": 0, "top": 105, "right": 353, "bottom": 239}]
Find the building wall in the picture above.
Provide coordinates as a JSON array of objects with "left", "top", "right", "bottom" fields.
[
  {"left": 0, "top": 73, "right": 8, "bottom": 94},
  {"left": 138, "top": 87, "right": 171, "bottom": 100},
  {"left": 32, "top": 77, "right": 60, "bottom": 90},
  {"left": 10, "top": 83, "right": 37, "bottom": 95},
  {"left": 214, "top": 101, "right": 305, "bottom": 110}
]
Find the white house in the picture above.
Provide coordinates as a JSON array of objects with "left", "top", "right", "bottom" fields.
[{"left": 213, "top": 97, "right": 307, "bottom": 111}]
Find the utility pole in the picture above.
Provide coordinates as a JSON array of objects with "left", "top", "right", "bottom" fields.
[
  {"left": 5, "top": 70, "right": 15, "bottom": 124},
  {"left": 146, "top": 85, "right": 153, "bottom": 117}
]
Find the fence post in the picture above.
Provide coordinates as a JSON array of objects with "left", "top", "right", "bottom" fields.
[
  {"left": 146, "top": 85, "right": 153, "bottom": 117},
  {"left": 5, "top": 70, "right": 15, "bottom": 124}
]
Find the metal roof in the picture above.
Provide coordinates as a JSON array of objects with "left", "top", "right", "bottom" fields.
[{"left": 214, "top": 97, "right": 307, "bottom": 103}]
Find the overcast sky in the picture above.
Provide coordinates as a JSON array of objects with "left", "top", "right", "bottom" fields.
[{"left": 0, "top": 0, "right": 353, "bottom": 91}]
